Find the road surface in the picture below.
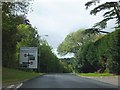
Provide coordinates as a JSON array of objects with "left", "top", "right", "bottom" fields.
[{"left": 20, "top": 73, "right": 118, "bottom": 89}]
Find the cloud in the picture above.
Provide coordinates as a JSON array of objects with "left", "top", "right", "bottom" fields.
[
  {"left": 52, "top": 48, "right": 74, "bottom": 58},
  {"left": 27, "top": 0, "right": 116, "bottom": 50}
]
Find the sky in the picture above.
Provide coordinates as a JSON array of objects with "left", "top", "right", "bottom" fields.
[{"left": 27, "top": 0, "right": 117, "bottom": 58}]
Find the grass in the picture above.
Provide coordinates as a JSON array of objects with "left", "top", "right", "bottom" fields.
[
  {"left": 78, "top": 73, "right": 114, "bottom": 77},
  {"left": 2, "top": 67, "right": 43, "bottom": 84}
]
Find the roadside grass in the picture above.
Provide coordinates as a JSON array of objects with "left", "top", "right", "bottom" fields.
[
  {"left": 78, "top": 73, "right": 114, "bottom": 77},
  {"left": 2, "top": 67, "right": 43, "bottom": 84}
]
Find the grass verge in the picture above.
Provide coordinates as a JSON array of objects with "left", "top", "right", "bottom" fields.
[
  {"left": 78, "top": 73, "right": 114, "bottom": 77},
  {"left": 3, "top": 67, "right": 43, "bottom": 84}
]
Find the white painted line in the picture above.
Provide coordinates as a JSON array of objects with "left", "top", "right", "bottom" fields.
[
  {"left": 16, "top": 83, "right": 23, "bottom": 88},
  {"left": 7, "top": 85, "right": 15, "bottom": 88}
]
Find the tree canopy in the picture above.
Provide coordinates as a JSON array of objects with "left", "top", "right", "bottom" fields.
[
  {"left": 2, "top": 1, "right": 71, "bottom": 73},
  {"left": 85, "top": 0, "right": 120, "bottom": 33},
  {"left": 57, "top": 29, "right": 100, "bottom": 56},
  {"left": 2, "top": 1, "right": 32, "bottom": 67},
  {"left": 57, "top": 28, "right": 119, "bottom": 74}
]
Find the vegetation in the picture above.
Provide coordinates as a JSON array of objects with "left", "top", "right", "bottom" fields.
[
  {"left": 3, "top": 67, "right": 41, "bottom": 84},
  {"left": 80, "top": 29, "right": 120, "bottom": 74},
  {"left": 39, "top": 41, "right": 71, "bottom": 73},
  {"left": 57, "top": 29, "right": 120, "bottom": 75},
  {"left": 2, "top": 1, "right": 71, "bottom": 74},
  {"left": 57, "top": 0, "right": 120, "bottom": 75},
  {"left": 2, "top": 1, "right": 33, "bottom": 68},
  {"left": 78, "top": 73, "right": 113, "bottom": 77},
  {"left": 85, "top": 0, "right": 120, "bottom": 33},
  {"left": 58, "top": 59, "right": 74, "bottom": 73},
  {"left": 2, "top": 0, "right": 119, "bottom": 83},
  {"left": 57, "top": 30, "right": 99, "bottom": 55}
]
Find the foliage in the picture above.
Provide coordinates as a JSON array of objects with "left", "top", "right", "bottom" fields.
[
  {"left": 57, "top": 27, "right": 119, "bottom": 74},
  {"left": 2, "top": 11, "right": 24, "bottom": 67},
  {"left": 83, "top": 0, "right": 120, "bottom": 73},
  {"left": 2, "top": 1, "right": 31, "bottom": 15},
  {"left": 85, "top": 0, "right": 120, "bottom": 30},
  {"left": 57, "top": 30, "right": 98, "bottom": 56},
  {"left": 39, "top": 41, "right": 57, "bottom": 72},
  {"left": 58, "top": 58, "right": 75, "bottom": 73},
  {"left": 76, "top": 29, "right": 120, "bottom": 74},
  {"left": 16, "top": 24, "right": 40, "bottom": 48},
  {"left": 2, "top": 1, "right": 32, "bottom": 67},
  {"left": 39, "top": 41, "right": 71, "bottom": 73},
  {"left": 57, "top": 29, "right": 102, "bottom": 73},
  {"left": 85, "top": 28, "right": 109, "bottom": 34},
  {"left": 2, "top": 1, "right": 70, "bottom": 74}
]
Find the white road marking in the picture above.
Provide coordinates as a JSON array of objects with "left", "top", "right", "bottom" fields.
[
  {"left": 7, "top": 85, "right": 15, "bottom": 88},
  {"left": 16, "top": 83, "right": 23, "bottom": 88}
]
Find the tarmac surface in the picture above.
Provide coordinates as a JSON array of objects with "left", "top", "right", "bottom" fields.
[{"left": 20, "top": 73, "right": 118, "bottom": 89}]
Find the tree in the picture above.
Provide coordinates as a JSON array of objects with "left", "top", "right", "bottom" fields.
[
  {"left": 39, "top": 40, "right": 63, "bottom": 73},
  {"left": 2, "top": 1, "right": 31, "bottom": 16},
  {"left": 2, "top": 14, "right": 24, "bottom": 67},
  {"left": 85, "top": 28, "right": 109, "bottom": 34},
  {"left": 76, "top": 29, "right": 120, "bottom": 74},
  {"left": 57, "top": 29, "right": 99, "bottom": 56},
  {"left": 16, "top": 25, "right": 40, "bottom": 66},
  {"left": 57, "top": 29, "right": 101, "bottom": 73},
  {"left": 85, "top": 0, "right": 120, "bottom": 33},
  {"left": 2, "top": 1, "right": 32, "bottom": 67}
]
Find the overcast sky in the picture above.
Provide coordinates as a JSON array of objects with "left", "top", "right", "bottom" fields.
[{"left": 27, "top": 0, "right": 117, "bottom": 58}]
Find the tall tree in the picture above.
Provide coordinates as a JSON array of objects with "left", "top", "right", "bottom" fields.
[
  {"left": 2, "top": 1, "right": 32, "bottom": 67},
  {"left": 39, "top": 40, "right": 61, "bottom": 73},
  {"left": 57, "top": 30, "right": 99, "bottom": 56},
  {"left": 85, "top": 0, "right": 120, "bottom": 33},
  {"left": 57, "top": 29, "right": 104, "bottom": 73}
]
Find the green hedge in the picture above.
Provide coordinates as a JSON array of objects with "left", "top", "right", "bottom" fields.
[{"left": 77, "top": 29, "right": 120, "bottom": 74}]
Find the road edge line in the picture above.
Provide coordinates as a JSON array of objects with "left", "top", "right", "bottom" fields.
[{"left": 16, "top": 83, "right": 23, "bottom": 88}]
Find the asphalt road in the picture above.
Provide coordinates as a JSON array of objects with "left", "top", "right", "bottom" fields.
[{"left": 20, "top": 73, "right": 118, "bottom": 89}]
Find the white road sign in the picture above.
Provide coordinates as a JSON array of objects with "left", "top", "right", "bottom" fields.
[{"left": 20, "top": 47, "right": 38, "bottom": 69}]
